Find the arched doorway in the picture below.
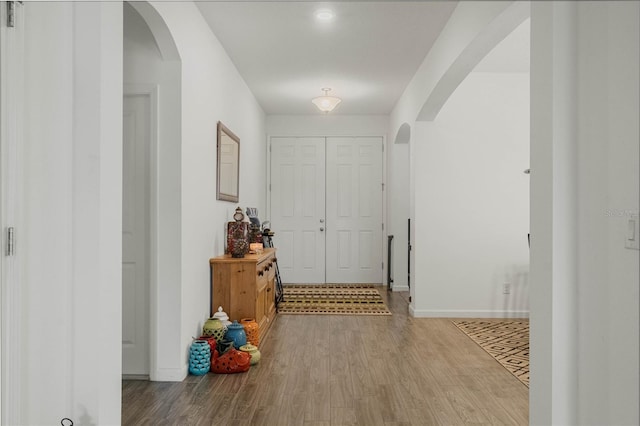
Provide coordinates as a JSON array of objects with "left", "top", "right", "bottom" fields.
[{"left": 122, "top": 1, "right": 182, "bottom": 381}]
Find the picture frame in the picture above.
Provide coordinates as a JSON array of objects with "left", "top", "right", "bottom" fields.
[{"left": 216, "top": 121, "right": 240, "bottom": 202}]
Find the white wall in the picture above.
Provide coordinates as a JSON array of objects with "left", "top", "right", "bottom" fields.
[
  {"left": 20, "top": 2, "right": 123, "bottom": 424},
  {"left": 387, "top": 1, "right": 527, "bottom": 303},
  {"left": 12, "top": 1, "right": 267, "bottom": 423},
  {"left": 150, "top": 2, "right": 267, "bottom": 376},
  {"left": 412, "top": 72, "right": 529, "bottom": 317},
  {"left": 530, "top": 1, "right": 639, "bottom": 425},
  {"left": 267, "top": 115, "right": 389, "bottom": 137}
]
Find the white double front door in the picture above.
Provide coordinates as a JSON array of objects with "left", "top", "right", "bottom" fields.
[{"left": 270, "top": 136, "right": 383, "bottom": 284}]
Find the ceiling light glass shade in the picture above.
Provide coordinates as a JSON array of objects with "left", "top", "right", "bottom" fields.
[
  {"left": 314, "top": 9, "right": 335, "bottom": 21},
  {"left": 312, "top": 88, "right": 342, "bottom": 113}
]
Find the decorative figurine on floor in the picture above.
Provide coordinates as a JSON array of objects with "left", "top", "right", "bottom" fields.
[
  {"left": 239, "top": 343, "right": 261, "bottom": 365},
  {"left": 216, "top": 338, "right": 234, "bottom": 355},
  {"left": 225, "top": 320, "right": 247, "bottom": 349},
  {"left": 202, "top": 316, "right": 226, "bottom": 342},
  {"left": 213, "top": 306, "right": 232, "bottom": 328},
  {"left": 210, "top": 347, "right": 251, "bottom": 374},
  {"left": 240, "top": 318, "right": 260, "bottom": 346},
  {"left": 197, "top": 335, "right": 217, "bottom": 353},
  {"left": 188, "top": 340, "right": 211, "bottom": 376}
]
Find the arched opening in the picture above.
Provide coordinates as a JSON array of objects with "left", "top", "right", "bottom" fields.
[
  {"left": 123, "top": 1, "right": 182, "bottom": 381},
  {"left": 417, "top": 1, "right": 529, "bottom": 121}
]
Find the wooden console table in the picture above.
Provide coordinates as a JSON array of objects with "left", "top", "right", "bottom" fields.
[{"left": 209, "top": 248, "right": 277, "bottom": 343}]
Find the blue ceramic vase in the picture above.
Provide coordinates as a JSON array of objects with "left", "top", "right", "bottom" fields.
[
  {"left": 189, "top": 340, "right": 211, "bottom": 376},
  {"left": 224, "top": 320, "right": 247, "bottom": 349}
]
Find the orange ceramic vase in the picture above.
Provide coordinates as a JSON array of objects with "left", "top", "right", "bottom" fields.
[{"left": 240, "top": 318, "right": 260, "bottom": 347}]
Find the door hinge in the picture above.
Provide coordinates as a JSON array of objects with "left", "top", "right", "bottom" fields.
[
  {"left": 269, "top": 183, "right": 271, "bottom": 191},
  {"left": 381, "top": 182, "right": 385, "bottom": 191},
  {"left": 381, "top": 262, "right": 384, "bottom": 270},
  {"left": 6, "top": 1, "right": 22, "bottom": 28},
  {"left": 6, "top": 227, "right": 15, "bottom": 256},
  {"left": 382, "top": 223, "right": 384, "bottom": 231}
]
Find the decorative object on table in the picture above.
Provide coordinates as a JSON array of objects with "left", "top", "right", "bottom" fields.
[
  {"left": 202, "top": 317, "right": 227, "bottom": 341},
  {"left": 212, "top": 306, "right": 232, "bottom": 328},
  {"left": 188, "top": 339, "right": 211, "bottom": 376},
  {"left": 210, "top": 347, "right": 251, "bottom": 374},
  {"left": 249, "top": 242, "right": 263, "bottom": 254},
  {"left": 227, "top": 207, "right": 249, "bottom": 258},
  {"left": 216, "top": 338, "right": 235, "bottom": 355},
  {"left": 224, "top": 320, "right": 247, "bottom": 349},
  {"left": 233, "top": 206, "right": 244, "bottom": 222},
  {"left": 245, "top": 207, "right": 260, "bottom": 226},
  {"left": 246, "top": 207, "right": 263, "bottom": 244},
  {"left": 216, "top": 121, "right": 240, "bottom": 203},
  {"left": 248, "top": 224, "right": 263, "bottom": 244},
  {"left": 239, "top": 343, "right": 261, "bottom": 365},
  {"left": 240, "top": 318, "right": 260, "bottom": 347}
]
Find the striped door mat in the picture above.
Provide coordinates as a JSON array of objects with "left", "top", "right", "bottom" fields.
[{"left": 278, "top": 284, "right": 392, "bottom": 316}]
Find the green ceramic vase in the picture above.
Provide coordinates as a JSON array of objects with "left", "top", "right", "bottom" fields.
[
  {"left": 239, "top": 343, "right": 261, "bottom": 365},
  {"left": 202, "top": 317, "right": 226, "bottom": 341}
]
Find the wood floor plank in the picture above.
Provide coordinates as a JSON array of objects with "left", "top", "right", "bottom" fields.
[{"left": 122, "top": 289, "right": 528, "bottom": 425}]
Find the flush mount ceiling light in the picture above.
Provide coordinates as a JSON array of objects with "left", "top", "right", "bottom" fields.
[
  {"left": 312, "top": 88, "right": 342, "bottom": 113},
  {"left": 314, "top": 8, "right": 335, "bottom": 22}
]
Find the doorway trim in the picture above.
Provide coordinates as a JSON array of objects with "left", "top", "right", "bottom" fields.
[
  {"left": 0, "top": 1, "right": 24, "bottom": 422},
  {"left": 123, "top": 84, "right": 159, "bottom": 379}
]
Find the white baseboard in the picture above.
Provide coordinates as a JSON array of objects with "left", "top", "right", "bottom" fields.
[
  {"left": 391, "top": 285, "right": 409, "bottom": 292},
  {"left": 151, "top": 366, "right": 187, "bottom": 382},
  {"left": 410, "top": 309, "right": 530, "bottom": 318}
]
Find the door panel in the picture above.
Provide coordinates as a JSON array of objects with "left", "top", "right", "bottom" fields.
[
  {"left": 326, "top": 137, "right": 383, "bottom": 283},
  {"left": 270, "top": 136, "right": 383, "bottom": 284},
  {"left": 270, "top": 137, "right": 326, "bottom": 283},
  {"left": 122, "top": 94, "right": 150, "bottom": 375}
]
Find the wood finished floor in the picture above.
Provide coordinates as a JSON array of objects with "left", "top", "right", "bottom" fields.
[{"left": 122, "top": 290, "right": 529, "bottom": 425}]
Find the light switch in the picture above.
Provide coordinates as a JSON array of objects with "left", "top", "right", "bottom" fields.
[{"left": 626, "top": 213, "right": 639, "bottom": 250}]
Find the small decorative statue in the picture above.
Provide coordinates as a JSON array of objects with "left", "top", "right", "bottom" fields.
[
  {"left": 227, "top": 206, "right": 249, "bottom": 258},
  {"left": 246, "top": 207, "right": 263, "bottom": 244}
]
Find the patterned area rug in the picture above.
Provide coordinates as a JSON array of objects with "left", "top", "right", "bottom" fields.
[
  {"left": 279, "top": 284, "right": 392, "bottom": 316},
  {"left": 453, "top": 320, "right": 529, "bottom": 387}
]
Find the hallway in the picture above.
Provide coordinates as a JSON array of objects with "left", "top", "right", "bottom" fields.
[{"left": 122, "top": 290, "right": 528, "bottom": 425}]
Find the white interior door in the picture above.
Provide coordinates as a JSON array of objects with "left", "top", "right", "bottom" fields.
[
  {"left": 326, "top": 137, "right": 383, "bottom": 283},
  {"left": 270, "top": 137, "right": 326, "bottom": 283},
  {"left": 122, "top": 94, "right": 150, "bottom": 376}
]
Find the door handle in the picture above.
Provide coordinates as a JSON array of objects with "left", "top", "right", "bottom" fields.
[
  {"left": 320, "top": 227, "right": 324, "bottom": 232},
  {"left": 320, "top": 219, "right": 324, "bottom": 223}
]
